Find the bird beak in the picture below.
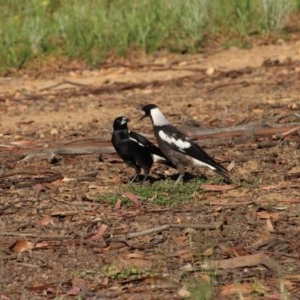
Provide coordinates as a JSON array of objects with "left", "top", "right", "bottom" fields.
[{"left": 136, "top": 105, "right": 146, "bottom": 121}]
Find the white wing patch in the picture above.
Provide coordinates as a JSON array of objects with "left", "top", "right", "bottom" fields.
[
  {"left": 190, "top": 157, "right": 216, "bottom": 170},
  {"left": 152, "top": 154, "right": 166, "bottom": 163},
  {"left": 159, "top": 130, "right": 191, "bottom": 150},
  {"left": 129, "top": 136, "right": 145, "bottom": 147}
]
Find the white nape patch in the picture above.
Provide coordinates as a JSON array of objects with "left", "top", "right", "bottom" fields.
[
  {"left": 190, "top": 157, "right": 216, "bottom": 170},
  {"left": 129, "top": 136, "right": 145, "bottom": 147},
  {"left": 150, "top": 108, "right": 170, "bottom": 126},
  {"left": 152, "top": 154, "right": 166, "bottom": 163},
  {"left": 159, "top": 130, "right": 191, "bottom": 150}
]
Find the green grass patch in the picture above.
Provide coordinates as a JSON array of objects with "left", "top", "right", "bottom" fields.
[
  {"left": 2, "top": 1, "right": 298, "bottom": 71},
  {"left": 129, "top": 178, "right": 205, "bottom": 206},
  {"left": 188, "top": 282, "right": 215, "bottom": 300},
  {"left": 93, "top": 178, "right": 207, "bottom": 207}
]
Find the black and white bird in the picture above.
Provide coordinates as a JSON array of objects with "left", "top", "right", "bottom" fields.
[
  {"left": 111, "top": 116, "right": 174, "bottom": 183},
  {"left": 140, "top": 104, "right": 231, "bottom": 184}
]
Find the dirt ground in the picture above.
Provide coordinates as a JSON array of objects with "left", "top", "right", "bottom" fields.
[{"left": 1, "top": 40, "right": 300, "bottom": 299}]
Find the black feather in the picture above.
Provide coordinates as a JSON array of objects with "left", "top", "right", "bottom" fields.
[
  {"left": 140, "top": 104, "right": 232, "bottom": 184},
  {"left": 111, "top": 116, "right": 174, "bottom": 183}
]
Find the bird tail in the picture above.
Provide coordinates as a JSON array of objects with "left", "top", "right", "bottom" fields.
[
  {"left": 152, "top": 154, "right": 176, "bottom": 168},
  {"left": 213, "top": 164, "right": 232, "bottom": 184}
]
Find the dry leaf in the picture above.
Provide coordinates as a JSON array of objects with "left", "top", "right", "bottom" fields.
[
  {"left": 252, "top": 108, "right": 264, "bottom": 114},
  {"left": 219, "top": 283, "right": 253, "bottom": 296},
  {"left": 10, "top": 140, "right": 32, "bottom": 146},
  {"left": 144, "top": 276, "right": 180, "bottom": 289},
  {"left": 198, "top": 274, "right": 211, "bottom": 283},
  {"left": 176, "top": 217, "right": 182, "bottom": 224},
  {"left": 111, "top": 175, "right": 122, "bottom": 183},
  {"left": 256, "top": 210, "right": 272, "bottom": 219},
  {"left": 288, "top": 103, "right": 298, "bottom": 110},
  {"left": 256, "top": 210, "right": 280, "bottom": 221},
  {"left": 62, "top": 177, "right": 76, "bottom": 182},
  {"left": 262, "top": 183, "right": 285, "bottom": 190},
  {"left": 32, "top": 184, "right": 45, "bottom": 192},
  {"left": 180, "top": 263, "right": 193, "bottom": 272},
  {"left": 114, "top": 198, "right": 122, "bottom": 210},
  {"left": 67, "top": 284, "right": 80, "bottom": 296},
  {"left": 175, "top": 235, "right": 187, "bottom": 245},
  {"left": 219, "top": 282, "right": 269, "bottom": 296},
  {"left": 222, "top": 245, "right": 248, "bottom": 257},
  {"left": 202, "top": 247, "right": 214, "bottom": 256},
  {"left": 35, "top": 215, "right": 55, "bottom": 226},
  {"left": 126, "top": 252, "right": 146, "bottom": 259},
  {"left": 265, "top": 218, "right": 275, "bottom": 232},
  {"left": 87, "top": 224, "right": 108, "bottom": 241},
  {"left": 35, "top": 241, "right": 50, "bottom": 249},
  {"left": 10, "top": 240, "right": 35, "bottom": 253},
  {"left": 176, "top": 249, "right": 192, "bottom": 260},
  {"left": 249, "top": 231, "right": 272, "bottom": 248},
  {"left": 227, "top": 160, "right": 235, "bottom": 171},
  {"left": 122, "top": 192, "right": 142, "bottom": 207}
]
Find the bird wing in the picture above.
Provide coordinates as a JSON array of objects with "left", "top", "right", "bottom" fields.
[
  {"left": 129, "top": 131, "right": 175, "bottom": 167},
  {"left": 158, "top": 125, "right": 231, "bottom": 180}
]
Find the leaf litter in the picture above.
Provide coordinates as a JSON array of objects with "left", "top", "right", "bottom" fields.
[{"left": 1, "top": 45, "right": 300, "bottom": 299}]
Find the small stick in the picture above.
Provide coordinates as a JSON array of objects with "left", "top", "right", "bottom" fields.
[
  {"left": 279, "top": 125, "right": 300, "bottom": 138},
  {"left": 105, "top": 222, "right": 222, "bottom": 243},
  {"left": 0, "top": 232, "right": 72, "bottom": 239},
  {"left": 39, "top": 79, "right": 89, "bottom": 92}
]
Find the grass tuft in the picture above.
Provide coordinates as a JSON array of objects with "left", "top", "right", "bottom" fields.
[
  {"left": 129, "top": 178, "right": 206, "bottom": 206},
  {"left": 1, "top": 0, "right": 298, "bottom": 71}
]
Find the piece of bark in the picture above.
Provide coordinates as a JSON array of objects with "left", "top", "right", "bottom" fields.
[{"left": 200, "top": 253, "right": 281, "bottom": 275}]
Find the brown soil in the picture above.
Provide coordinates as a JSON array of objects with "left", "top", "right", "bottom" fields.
[{"left": 1, "top": 40, "right": 300, "bottom": 299}]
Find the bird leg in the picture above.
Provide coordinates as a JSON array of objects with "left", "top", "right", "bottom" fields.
[
  {"left": 142, "top": 167, "right": 150, "bottom": 184},
  {"left": 130, "top": 166, "right": 141, "bottom": 183},
  {"left": 174, "top": 166, "right": 185, "bottom": 184}
]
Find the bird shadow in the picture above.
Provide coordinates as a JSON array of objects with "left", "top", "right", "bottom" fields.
[
  {"left": 155, "top": 172, "right": 207, "bottom": 183},
  {"left": 129, "top": 172, "right": 206, "bottom": 184}
]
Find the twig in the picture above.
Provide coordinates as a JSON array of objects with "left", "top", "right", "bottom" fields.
[
  {"left": 0, "top": 232, "right": 72, "bottom": 239},
  {"left": 188, "top": 123, "right": 300, "bottom": 141},
  {"left": 16, "top": 263, "right": 40, "bottom": 268},
  {"left": 279, "top": 125, "right": 300, "bottom": 138},
  {"left": 21, "top": 142, "right": 115, "bottom": 161},
  {"left": 205, "top": 201, "right": 255, "bottom": 207},
  {"left": 284, "top": 172, "right": 300, "bottom": 180},
  {"left": 39, "top": 79, "right": 89, "bottom": 92},
  {"left": 208, "top": 81, "right": 252, "bottom": 92},
  {"left": 105, "top": 222, "right": 222, "bottom": 243},
  {"left": 12, "top": 122, "right": 300, "bottom": 162}
]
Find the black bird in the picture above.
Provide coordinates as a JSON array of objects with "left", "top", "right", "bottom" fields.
[
  {"left": 140, "top": 104, "right": 231, "bottom": 184},
  {"left": 111, "top": 116, "right": 174, "bottom": 183}
]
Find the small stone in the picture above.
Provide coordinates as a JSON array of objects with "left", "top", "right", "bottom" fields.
[
  {"left": 178, "top": 287, "right": 190, "bottom": 298},
  {"left": 288, "top": 103, "right": 298, "bottom": 110},
  {"left": 50, "top": 128, "right": 59, "bottom": 135},
  {"left": 206, "top": 67, "right": 215, "bottom": 75}
]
